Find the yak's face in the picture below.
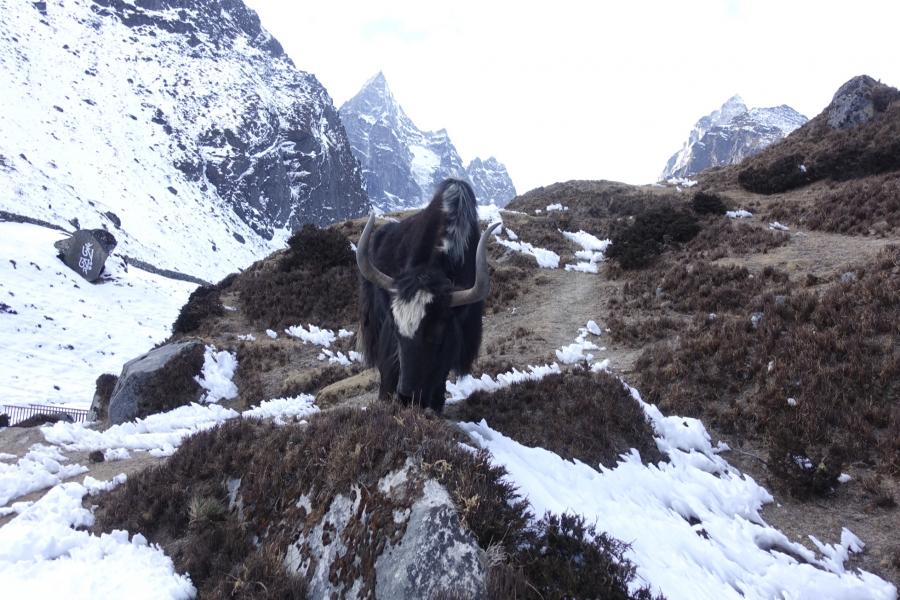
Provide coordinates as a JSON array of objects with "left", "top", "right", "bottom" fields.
[{"left": 390, "top": 270, "right": 458, "bottom": 402}]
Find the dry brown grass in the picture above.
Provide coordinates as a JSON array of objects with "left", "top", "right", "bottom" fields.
[
  {"left": 448, "top": 369, "right": 664, "bottom": 468},
  {"left": 736, "top": 86, "right": 900, "bottom": 194},
  {"left": 94, "top": 404, "right": 661, "bottom": 599},
  {"left": 635, "top": 246, "right": 900, "bottom": 495},
  {"left": 234, "top": 225, "right": 358, "bottom": 331},
  {"left": 766, "top": 172, "right": 900, "bottom": 236}
]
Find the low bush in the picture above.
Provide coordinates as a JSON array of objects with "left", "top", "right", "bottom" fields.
[
  {"left": 172, "top": 285, "right": 224, "bottom": 334},
  {"left": 450, "top": 370, "right": 664, "bottom": 468},
  {"left": 606, "top": 209, "right": 700, "bottom": 269},
  {"left": 235, "top": 225, "right": 358, "bottom": 330},
  {"left": 636, "top": 246, "right": 900, "bottom": 493},
  {"left": 94, "top": 404, "right": 661, "bottom": 599},
  {"left": 691, "top": 191, "right": 728, "bottom": 215}
]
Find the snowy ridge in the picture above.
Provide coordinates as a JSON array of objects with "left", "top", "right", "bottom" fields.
[{"left": 0, "top": 0, "right": 366, "bottom": 282}]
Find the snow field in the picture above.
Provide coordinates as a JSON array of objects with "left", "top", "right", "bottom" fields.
[{"left": 0, "top": 223, "right": 197, "bottom": 408}]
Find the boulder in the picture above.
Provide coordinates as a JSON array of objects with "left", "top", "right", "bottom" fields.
[
  {"left": 375, "top": 480, "right": 487, "bottom": 599},
  {"left": 826, "top": 75, "right": 878, "bottom": 130},
  {"left": 55, "top": 229, "right": 118, "bottom": 282},
  {"left": 284, "top": 462, "right": 486, "bottom": 598},
  {"left": 107, "top": 341, "right": 206, "bottom": 425}
]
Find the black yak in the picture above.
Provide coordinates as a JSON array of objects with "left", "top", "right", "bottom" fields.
[{"left": 357, "top": 178, "right": 500, "bottom": 413}]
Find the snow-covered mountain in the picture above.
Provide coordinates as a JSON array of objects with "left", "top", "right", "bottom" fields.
[
  {"left": 0, "top": 0, "right": 367, "bottom": 282},
  {"left": 466, "top": 157, "right": 517, "bottom": 207},
  {"left": 339, "top": 73, "right": 516, "bottom": 210},
  {"left": 661, "top": 95, "right": 807, "bottom": 180}
]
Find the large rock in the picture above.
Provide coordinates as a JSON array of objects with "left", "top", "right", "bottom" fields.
[
  {"left": 375, "top": 480, "right": 486, "bottom": 599},
  {"left": 283, "top": 461, "right": 486, "bottom": 598},
  {"left": 107, "top": 340, "right": 206, "bottom": 424},
  {"left": 55, "top": 229, "right": 118, "bottom": 282},
  {"left": 826, "top": 75, "right": 879, "bottom": 130}
]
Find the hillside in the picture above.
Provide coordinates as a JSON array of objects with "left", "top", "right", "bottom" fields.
[
  {"left": 0, "top": 0, "right": 367, "bottom": 281},
  {"left": 2, "top": 76, "right": 899, "bottom": 597}
]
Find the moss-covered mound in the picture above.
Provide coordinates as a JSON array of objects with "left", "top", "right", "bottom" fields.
[
  {"left": 234, "top": 225, "right": 358, "bottom": 331},
  {"left": 94, "top": 403, "right": 662, "bottom": 599},
  {"left": 450, "top": 369, "right": 665, "bottom": 468}
]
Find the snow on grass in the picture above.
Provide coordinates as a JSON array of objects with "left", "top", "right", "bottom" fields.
[
  {"left": 546, "top": 203, "right": 568, "bottom": 212},
  {"left": 450, "top": 324, "right": 895, "bottom": 599},
  {"left": 0, "top": 223, "right": 197, "bottom": 409},
  {"left": 194, "top": 346, "right": 238, "bottom": 403},
  {"left": 446, "top": 364, "right": 562, "bottom": 404},
  {"left": 243, "top": 395, "right": 319, "bottom": 425},
  {"left": 496, "top": 239, "right": 560, "bottom": 269},
  {"left": 41, "top": 402, "right": 240, "bottom": 457},
  {"left": 554, "top": 322, "right": 607, "bottom": 365},
  {"left": 266, "top": 329, "right": 278, "bottom": 339},
  {"left": 769, "top": 221, "right": 790, "bottom": 231},
  {"left": 726, "top": 209, "right": 753, "bottom": 219},
  {"left": 460, "top": 378, "right": 896, "bottom": 599},
  {"left": 0, "top": 444, "right": 88, "bottom": 506},
  {"left": 665, "top": 177, "right": 698, "bottom": 188},
  {"left": 284, "top": 323, "right": 337, "bottom": 347},
  {"left": 477, "top": 203, "right": 503, "bottom": 224},
  {"left": 564, "top": 261, "right": 599, "bottom": 273},
  {"left": 0, "top": 475, "right": 196, "bottom": 600}
]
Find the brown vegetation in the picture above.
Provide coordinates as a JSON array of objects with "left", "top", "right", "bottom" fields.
[
  {"left": 737, "top": 86, "right": 900, "bottom": 194},
  {"left": 635, "top": 246, "right": 900, "bottom": 495},
  {"left": 94, "top": 404, "right": 661, "bottom": 599},
  {"left": 234, "top": 225, "right": 358, "bottom": 331},
  {"left": 449, "top": 369, "right": 664, "bottom": 468},
  {"left": 606, "top": 208, "right": 700, "bottom": 269},
  {"left": 766, "top": 172, "right": 900, "bottom": 236}
]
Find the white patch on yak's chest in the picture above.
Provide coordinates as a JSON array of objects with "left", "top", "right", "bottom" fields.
[{"left": 391, "top": 291, "right": 434, "bottom": 338}]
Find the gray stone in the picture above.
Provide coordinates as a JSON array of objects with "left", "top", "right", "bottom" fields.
[
  {"left": 375, "top": 480, "right": 486, "bottom": 600},
  {"left": 57, "top": 229, "right": 118, "bottom": 282},
  {"left": 826, "top": 75, "right": 878, "bottom": 130},
  {"left": 107, "top": 341, "right": 205, "bottom": 424}
]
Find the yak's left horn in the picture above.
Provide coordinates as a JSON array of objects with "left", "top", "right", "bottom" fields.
[
  {"left": 357, "top": 214, "right": 396, "bottom": 291},
  {"left": 449, "top": 221, "right": 501, "bottom": 307}
]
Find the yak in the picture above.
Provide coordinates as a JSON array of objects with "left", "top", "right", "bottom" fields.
[{"left": 357, "top": 178, "right": 500, "bottom": 413}]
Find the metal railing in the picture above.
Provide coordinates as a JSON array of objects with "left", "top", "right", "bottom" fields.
[{"left": 0, "top": 404, "right": 89, "bottom": 426}]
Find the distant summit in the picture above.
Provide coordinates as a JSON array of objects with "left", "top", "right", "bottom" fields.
[
  {"left": 339, "top": 73, "right": 516, "bottom": 210},
  {"left": 661, "top": 96, "right": 807, "bottom": 180}
]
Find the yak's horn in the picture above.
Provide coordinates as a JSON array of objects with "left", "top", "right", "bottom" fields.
[
  {"left": 356, "top": 214, "right": 396, "bottom": 291},
  {"left": 449, "top": 221, "right": 501, "bottom": 307}
]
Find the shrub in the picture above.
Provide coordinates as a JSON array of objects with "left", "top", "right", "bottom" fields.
[
  {"left": 691, "top": 191, "right": 727, "bottom": 215},
  {"left": 606, "top": 209, "right": 700, "bottom": 269},
  {"left": 636, "top": 246, "right": 900, "bottom": 491},
  {"left": 449, "top": 370, "right": 664, "bottom": 468},
  {"left": 235, "top": 225, "right": 358, "bottom": 330},
  {"left": 172, "top": 284, "right": 224, "bottom": 334}
]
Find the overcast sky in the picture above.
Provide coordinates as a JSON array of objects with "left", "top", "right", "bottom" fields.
[{"left": 245, "top": 0, "right": 899, "bottom": 194}]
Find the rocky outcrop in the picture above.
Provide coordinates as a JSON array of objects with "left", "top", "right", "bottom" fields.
[
  {"left": 107, "top": 340, "right": 206, "bottom": 424},
  {"left": 825, "top": 75, "right": 883, "bottom": 130},
  {"left": 662, "top": 96, "right": 807, "bottom": 180}
]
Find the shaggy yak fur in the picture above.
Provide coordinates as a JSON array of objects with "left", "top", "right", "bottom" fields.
[{"left": 358, "top": 179, "right": 493, "bottom": 413}]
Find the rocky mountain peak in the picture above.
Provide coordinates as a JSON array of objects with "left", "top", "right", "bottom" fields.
[
  {"left": 339, "top": 73, "right": 515, "bottom": 210},
  {"left": 661, "top": 95, "right": 807, "bottom": 180}
]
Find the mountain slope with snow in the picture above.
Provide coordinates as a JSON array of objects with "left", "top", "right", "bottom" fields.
[
  {"left": 339, "top": 73, "right": 516, "bottom": 210},
  {"left": 662, "top": 96, "right": 807, "bottom": 180},
  {"left": 0, "top": 0, "right": 367, "bottom": 282}
]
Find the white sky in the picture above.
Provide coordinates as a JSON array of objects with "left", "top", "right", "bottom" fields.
[{"left": 245, "top": 0, "right": 899, "bottom": 194}]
